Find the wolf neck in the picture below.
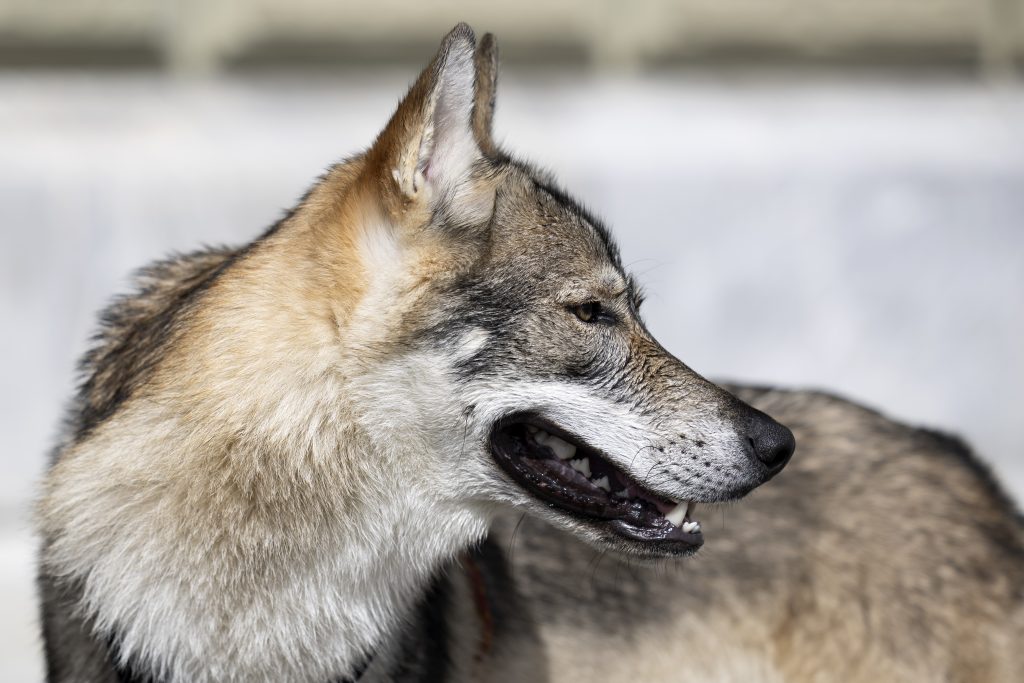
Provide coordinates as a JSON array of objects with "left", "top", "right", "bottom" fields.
[{"left": 42, "top": 225, "right": 490, "bottom": 682}]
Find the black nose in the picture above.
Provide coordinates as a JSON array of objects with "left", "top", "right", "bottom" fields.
[{"left": 746, "top": 410, "right": 796, "bottom": 473}]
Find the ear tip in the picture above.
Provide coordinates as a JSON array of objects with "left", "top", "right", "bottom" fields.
[
  {"left": 479, "top": 33, "right": 498, "bottom": 54},
  {"left": 444, "top": 22, "right": 478, "bottom": 50}
]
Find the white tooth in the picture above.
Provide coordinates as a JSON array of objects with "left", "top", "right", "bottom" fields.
[
  {"left": 682, "top": 521, "right": 700, "bottom": 534},
  {"left": 592, "top": 475, "right": 611, "bottom": 491},
  {"left": 664, "top": 503, "right": 687, "bottom": 527},
  {"left": 526, "top": 425, "right": 539, "bottom": 435},
  {"left": 546, "top": 434, "right": 577, "bottom": 460},
  {"left": 569, "top": 458, "right": 591, "bottom": 478},
  {"left": 614, "top": 489, "right": 630, "bottom": 498}
]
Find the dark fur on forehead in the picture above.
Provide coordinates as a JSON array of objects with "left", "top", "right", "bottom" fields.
[
  {"left": 494, "top": 155, "right": 623, "bottom": 271},
  {"left": 498, "top": 155, "right": 649, "bottom": 314}
]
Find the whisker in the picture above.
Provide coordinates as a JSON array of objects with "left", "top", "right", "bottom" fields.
[{"left": 507, "top": 513, "right": 527, "bottom": 563}]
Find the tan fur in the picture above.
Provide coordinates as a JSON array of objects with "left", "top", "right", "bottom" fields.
[
  {"left": 37, "top": 23, "right": 1022, "bottom": 683},
  {"left": 38, "top": 25, "right": 503, "bottom": 682}
]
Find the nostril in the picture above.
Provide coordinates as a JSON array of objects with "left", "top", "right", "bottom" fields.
[{"left": 747, "top": 412, "right": 796, "bottom": 472}]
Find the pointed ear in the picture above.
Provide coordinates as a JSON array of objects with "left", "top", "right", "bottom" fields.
[
  {"left": 367, "top": 24, "right": 489, "bottom": 210},
  {"left": 472, "top": 33, "right": 499, "bottom": 156}
]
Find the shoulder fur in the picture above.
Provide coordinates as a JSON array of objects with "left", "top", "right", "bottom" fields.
[{"left": 67, "top": 247, "right": 239, "bottom": 443}]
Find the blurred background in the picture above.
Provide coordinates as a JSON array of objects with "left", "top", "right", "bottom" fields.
[{"left": 2, "top": 1, "right": 1023, "bottom": 679}]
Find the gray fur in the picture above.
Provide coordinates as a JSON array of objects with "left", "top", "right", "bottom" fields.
[{"left": 36, "top": 23, "right": 1023, "bottom": 683}]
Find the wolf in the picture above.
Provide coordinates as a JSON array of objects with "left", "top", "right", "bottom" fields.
[{"left": 37, "top": 23, "right": 1023, "bottom": 683}]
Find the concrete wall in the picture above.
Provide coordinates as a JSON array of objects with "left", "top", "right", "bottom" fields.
[{"left": 1, "top": 0, "right": 1023, "bottom": 73}]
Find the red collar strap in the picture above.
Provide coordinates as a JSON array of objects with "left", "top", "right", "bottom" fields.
[{"left": 461, "top": 552, "right": 495, "bottom": 667}]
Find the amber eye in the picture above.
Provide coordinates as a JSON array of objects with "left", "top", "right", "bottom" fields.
[{"left": 572, "top": 301, "right": 602, "bottom": 323}]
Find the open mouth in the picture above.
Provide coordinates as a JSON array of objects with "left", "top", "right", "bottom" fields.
[{"left": 490, "top": 416, "right": 703, "bottom": 552}]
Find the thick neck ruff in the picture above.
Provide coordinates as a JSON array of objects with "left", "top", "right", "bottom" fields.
[{"left": 105, "top": 549, "right": 501, "bottom": 683}]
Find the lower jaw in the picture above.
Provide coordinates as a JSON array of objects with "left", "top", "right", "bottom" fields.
[
  {"left": 504, "top": 471, "right": 705, "bottom": 550},
  {"left": 579, "top": 518, "right": 703, "bottom": 559},
  {"left": 606, "top": 518, "right": 703, "bottom": 546},
  {"left": 521, "top": 493, "right": 705, "bottom": 553}
]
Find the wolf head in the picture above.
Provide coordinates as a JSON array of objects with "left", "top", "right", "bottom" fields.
[{"left": 318, "top": 24, "right": 795, "bottom": 558}]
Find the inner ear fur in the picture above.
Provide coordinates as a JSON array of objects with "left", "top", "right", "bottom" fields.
[{"left": 362, "top": 24, "right": 500, "bottom": 224}]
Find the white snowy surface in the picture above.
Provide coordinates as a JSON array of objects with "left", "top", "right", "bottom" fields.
[{"left": 2, "top": 72, "right": 1022, "bottom": 680}]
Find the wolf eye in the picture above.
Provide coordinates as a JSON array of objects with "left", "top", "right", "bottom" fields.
[{"left": 572, "top": 301, "right": 602, "bottom": 323}]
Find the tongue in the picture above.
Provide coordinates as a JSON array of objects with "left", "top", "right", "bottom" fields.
[{"left": 617, "top": 482, "right": 675, "bottom": 515}]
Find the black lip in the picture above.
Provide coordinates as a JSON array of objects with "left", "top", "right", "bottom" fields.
[{"left": 489, "top": 413, "right": 703, "bottom": 552}]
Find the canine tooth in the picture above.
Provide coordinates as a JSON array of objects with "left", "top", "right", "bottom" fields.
[
  {"left": 682, "top": 521, "right": 700, "bottom": 534},
  {"left": 664, "top": 503, "right": 687, "bottom": 527},
  {"left": 593, "top": 475, "right": 611, "bottom": 491},
  {"left": 546, "top": 434, "right": 577, "bottom": 460},
  {"left": 569, "top": 458, "right": 591, "bottom": 478}
]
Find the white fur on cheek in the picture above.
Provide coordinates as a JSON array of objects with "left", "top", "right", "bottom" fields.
[
  {"left": 464, "top": 379, "right": 747, "bottom": 503},
  {"left": 468, "top": 380, "right": 650, "bottom": 462},
  {"left": 453, "top": 327, "right": 490, "bottom": 362}
]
